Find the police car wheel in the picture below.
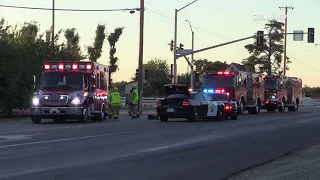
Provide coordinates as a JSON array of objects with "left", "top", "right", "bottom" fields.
[{"left": 31, "top": 116, "right": 41, "bottom": 124}]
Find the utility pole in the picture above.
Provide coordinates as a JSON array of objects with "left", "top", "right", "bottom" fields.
[
  {"left": 173, "top": 0, "right": 199, "bottom": 83},
  {"left": 138, "top": 0, "right": 144, "bottom": 115},
  {"left": 52, "top": 0, "right": 55, "bottom": 41},
  {"left": 279, "top": 5, "right": 294, "bottom": 76}
]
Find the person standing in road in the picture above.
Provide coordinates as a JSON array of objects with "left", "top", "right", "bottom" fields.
[
  {"left": 110, "top": 87, "right": 121, "bottom": 119},
  {"left": 130, "top": 85, "right": 139, "bottom": 118},
  {"left": 107, "top": 88, "right": 113, "bottom": 118},
  {"left": 127, "top": 89, "right": 133, "bottom": 116}
]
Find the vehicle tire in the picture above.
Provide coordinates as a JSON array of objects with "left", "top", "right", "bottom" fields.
[
  {"left": 31, "top": 116, "right": 41, "bottom": 124},
  {"left": 231, "top": 115, "right": 238, "bottom": 120},
  {"left": 278, "top": 102, "right": 286, "bottom": 113},
  {"left": 217, "top": 106, "right": 225, "bottom": 121},
  {"left": 79, "top": 107, "right": 89, "bottom": 123},
  {"left": 187, "top": 108, "right": 200, "bottom": 122},
  {"left": 159, "top": 116, "right": 168, "bottom": 122}
]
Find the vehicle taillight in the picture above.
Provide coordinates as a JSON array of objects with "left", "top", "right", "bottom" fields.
[
  {"left": 44, "top": 64, "right": 50, "bottom": 70},
  {"left": 183, "top": 100, "right": 190, "bottom": 106},
  {"left": 225, "top": 105, "right": 231, "bottom": 110},
  {"left": 157, "top": 100, "right": 161, "bottom": 107},
  {"left": 266, "top": 100, "right": 269, "bottom": 104}
]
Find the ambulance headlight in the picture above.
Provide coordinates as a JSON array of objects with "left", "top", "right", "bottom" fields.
[
  {"left": 32, "top": 97, "right": 40, "bottom": 105},
  {"left": 71, "top": 97, "right": 81, "bottom": 105},
  {"left": 271, "top": 95, "right": 275, "bottom": 99}
]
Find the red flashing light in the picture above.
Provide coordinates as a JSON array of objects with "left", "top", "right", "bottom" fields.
[
  {"left": 44, "top": 64, "right": 50, "bottom": 70},
  {"left": 215, "top": 89, "right": 225, "bottom": 93},
  {"left": 266, "top": 100, "right": 269, "bottom": 104},
  {"left": 58, "top": 64, "right": 63, "bottom": 70},
  {"left": 188, "top": 88, "right": 192, "bottom": 92},
  {"left": 72, "top": 64, "right": 78, "bottom": 69},
  {"left": 86, "top": 64, "right": 92, "bottom": 69},
  {"left": 233, "top": 71, "right": 239, "bottom": 75},
  {"left": 224, "top": 71, "right": 229, "bottom": 75},
  {"left": 225, "top": 105, "right": 231, "bottom": 110},
  {"left": 183, "top": 100, "right": 190, "bottom": 106},
  {"left": 157, "top": 100, "right": 161, "bottom": 107},
  {"left": 170, "top": 86, "right": 172, "bottom": 88},
  {"left": 227, "top": 92, "right": 230, "bottom": 96},
  {"left": 218, "top": 71, "right": 223, "bottom": 74}
]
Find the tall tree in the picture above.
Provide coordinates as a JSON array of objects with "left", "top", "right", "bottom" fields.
[
  {"left": 194, "top": 59, "right": 229, "bottom": 75},
  {"left": 131, "top": 58, "right": 171, "bottom": 97},
  {"left": 108, "top": 27, "right": 124, "bottom": 84},
  {"left": 242, "top": 20, "right": 291, "bottom": 75},
  {"left": 87, "top": 24, "right": 106, "bottom": 62},
  {"left": 59, "top": 28, "right": 84, "bottom": 61}
]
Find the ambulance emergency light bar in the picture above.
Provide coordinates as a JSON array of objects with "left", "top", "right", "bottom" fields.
[{"left": 43, "top": 62, "right": 93, "bottom": 71}]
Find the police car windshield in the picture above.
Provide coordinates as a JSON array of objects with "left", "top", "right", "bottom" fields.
[
  {"left": 202, "top": 75, "right": 236, "bottom": 88},
  {"left": 209, "top": 93, "right": 229, "bottom": 101},
  {"left": 265, "top": 79, "right": 278, "bottom": 89},
  {"left": 40, "top": 72, "right": 83, "bottom": 90}
]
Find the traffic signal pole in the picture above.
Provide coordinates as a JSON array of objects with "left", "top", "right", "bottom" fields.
[
  {"left": 176, "top": 32, "right": 311, "bottom": 58},
  {"left": 173, "top": 9, "right": 178, "bottom": 83}
]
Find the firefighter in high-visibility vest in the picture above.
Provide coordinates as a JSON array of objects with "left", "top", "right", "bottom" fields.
[
  {"left": 110, "top": 87, "right": 121, "bottom": 119},
  {"left": 107, "top": 88, "right": 113, "bottom": 118},
  {"left": 130, "top": 85, "right": 139, "bottom": 118}
]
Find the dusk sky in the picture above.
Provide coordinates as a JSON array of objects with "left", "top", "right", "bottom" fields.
[{"left": 0, "top": 0, "right": 319, "bottom": 86}]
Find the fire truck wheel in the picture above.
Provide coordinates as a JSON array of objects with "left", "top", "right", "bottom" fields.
[{"left": 31, "top": 116, "right": 41, "bottom": 124}]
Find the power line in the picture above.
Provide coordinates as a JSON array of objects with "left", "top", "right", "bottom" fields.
[
  {"left": 287, "top": 54, "right": 320, "bottom": 73},
  {"left": 145, "top": 7, "right": 232, "bottom": 40},
  {"left": 0, "top": 4, "right": 139, "bottom": 12}
]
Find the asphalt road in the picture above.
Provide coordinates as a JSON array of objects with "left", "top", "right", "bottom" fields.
[{"left": 0, "top": 106, "right": 319, "bottom": 180}]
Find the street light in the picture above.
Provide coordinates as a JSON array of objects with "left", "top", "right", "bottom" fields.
[
  {"left": 173, "top": 0, "right": 199, "bottom": 83},
  {"left": 185, "top": 20, "right": 194, "bottom": 90}
]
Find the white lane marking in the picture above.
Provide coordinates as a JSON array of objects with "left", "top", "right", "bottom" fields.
[
  {"left": 0, "top": 134, "right": 42, "bottom": 142},
  {"left": 0, "top": 119, "right": 148, "bottom": 134},
  {"left": 0, "top": 129, "right": 155, "bottom": 149}
]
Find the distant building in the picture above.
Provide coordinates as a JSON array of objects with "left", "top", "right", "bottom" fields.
[
  {"left": 124, "top": 81, "right": 138, "bottom": 94},
  {"left": 225, "top": 63, "right": 255, "bottom": 72}
]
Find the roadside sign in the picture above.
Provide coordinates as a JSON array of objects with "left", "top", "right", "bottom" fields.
[{"left": 293, "top": 30, "right": 303, "bottom": 41}]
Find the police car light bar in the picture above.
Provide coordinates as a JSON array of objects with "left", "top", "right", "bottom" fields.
[{"left": 215, "top": 71, "right": 239, "bottom": 75}]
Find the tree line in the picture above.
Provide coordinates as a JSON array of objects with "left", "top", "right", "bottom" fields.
[{"left": 0, "top": 18, "right": 123, "bottom": 115}]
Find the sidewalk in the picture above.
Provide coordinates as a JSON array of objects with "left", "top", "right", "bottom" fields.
[{"left": 227, "top": 143, "right": 320, "bottom": 180}]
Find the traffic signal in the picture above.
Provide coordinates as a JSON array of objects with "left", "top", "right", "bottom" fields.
[
  {"left": 170, "top": 40, "right": 174, "bottom": 51},
  {"left": 195, "top": 73, "right": 199, "bottom": 82},
  {"left": 144, "top": 69, "right": 148, "bottom": 80},
  {"left": 308, "top": 28, "right": 314, "bottom": 43},
  {"left": 179, "top": 43, "right": 184, "bottom": 49},
  {"left": 135, "top": 69, "right": 138, "bottom": 80},
  {"left": 256, "top": 31, "right": 264, "bottom": 46}
]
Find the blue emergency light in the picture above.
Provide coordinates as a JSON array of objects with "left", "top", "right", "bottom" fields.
[{"left": 203, "top": 88, "right": 214, "bottom": 93}]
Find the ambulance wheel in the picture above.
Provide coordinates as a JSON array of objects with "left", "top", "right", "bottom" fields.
[{"left": 31, "top": 116, "right": 41, "bottom": 124}]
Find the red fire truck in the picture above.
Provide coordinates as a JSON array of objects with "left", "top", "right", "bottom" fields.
[
  {"left": 262, "top": 75, "right": 302, "bottom": 112},
  {"left": 201, "top": 70, "right": 265, "bottom": 114},
  {"left": 31, "top": 61, "right": 109, "bottom": 123}
]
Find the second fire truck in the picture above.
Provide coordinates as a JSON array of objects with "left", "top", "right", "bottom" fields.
[
  {"left": 201, "top": 70, "right": 265, "bottom": 115},
  {"left": 262, "top": 75, "right": 302, "bottom": 112},
  {"left": 31, "top": 61, "right": 109, "bottom": 123}
]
